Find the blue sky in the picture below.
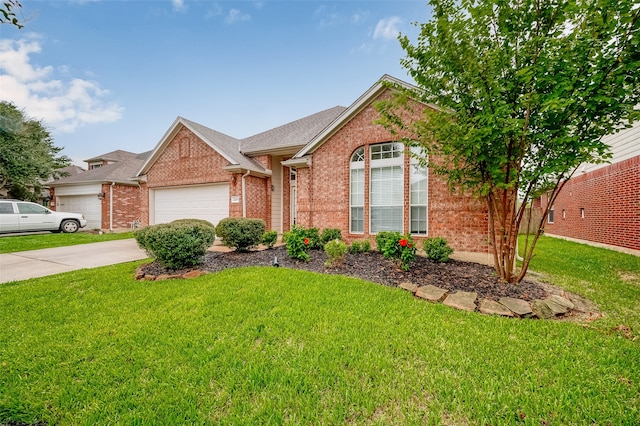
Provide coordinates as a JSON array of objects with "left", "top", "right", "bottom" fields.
[{"left": 1, "top": 1, "right": 430, "bottom": 166}]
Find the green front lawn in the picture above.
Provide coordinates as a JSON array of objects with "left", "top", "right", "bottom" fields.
[
  {"left": 1, "top": 236, "right": 639, "bottom": 425},
  {"left": 0, "top": 231, "right": 134, "bottom": 253}
]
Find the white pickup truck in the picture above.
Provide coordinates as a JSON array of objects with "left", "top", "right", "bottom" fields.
[{"left": 0, "top": 199, "right": 87, "bottom": 233}]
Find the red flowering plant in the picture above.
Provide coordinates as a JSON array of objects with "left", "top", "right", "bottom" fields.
[{"left": 375, "top": 232, "right": 416, "bottom": 271}]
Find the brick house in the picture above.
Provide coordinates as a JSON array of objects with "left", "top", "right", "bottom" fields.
[
  {"left": 539, "top": 122, "right": 640, "bottom": 251},
  {"left": 49, "top": 150, "right": 150, "bottom": 230},
  {"left": 135, "top": 75, "right": 489, "bottom": 252}
]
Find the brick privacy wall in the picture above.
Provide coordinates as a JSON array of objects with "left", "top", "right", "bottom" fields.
[
  {"left": 297, "top": 90, "right": 489, "bottom": 253},
  {"left": 102, "top": 183, "right": 142, "bottom": 230},
  {"left": 543, "top": 155, "right": 640, "bottom": 250}
]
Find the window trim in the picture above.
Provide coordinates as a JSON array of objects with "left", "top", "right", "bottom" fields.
[{"left": 349, "top": 147, "right": 365, "bottom": 234}]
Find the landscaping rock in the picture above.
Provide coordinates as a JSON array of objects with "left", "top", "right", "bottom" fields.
[
  {"left": 399, "top": 282, "right": 419, "bottom": 294},
  {"left": 478, "top": 299, "right": 514, "bottom": 317},
  {"left": 499, "top": 297, "right": 532, "bottom": 316},
  {"left": 531, "top": 299, "right": 555, "bottom": 319},
  {"left": 415, "top": 285, "right": 448, "bottom": 302},
  {"left": 182, "top": 270, "right": 204, "bottom": 279},
  {"left": 443, "top": 291, "right": 477, "bottom": 311},
  {"left": 549, "top": 294, "right": 575, "bottom": 311},
  {"left": 545, "top": 299, "right": 571, "bottom": 315}
]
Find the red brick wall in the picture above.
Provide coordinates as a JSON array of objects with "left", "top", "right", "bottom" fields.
[
  {"left": 141, "top": 126, "right": 271, "bottom": 227},
  {"left": 146, "top": 127, "right": 233, "bottom": 188},
  {"left": 542, "top": 155, "right": 640, "bottom": 250},
  {"left": 102, "top": 183, "right": 143, "bottom": 230},
  {"left": 297, "top": 90, "right": 489, "bottom": 253},
  {"left": 244, "top": 174, "right": 270, "bottom": 226}
]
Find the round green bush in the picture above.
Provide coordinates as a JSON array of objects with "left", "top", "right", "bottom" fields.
[
  {"left": 216, "top": 217, "right": 266, "bottom": 251},
  {"left": 134, "top": 221, "right": 216, "bottom": 270},
  {"left": 423, "top": 237, "right": 454, "bottom": 262}
]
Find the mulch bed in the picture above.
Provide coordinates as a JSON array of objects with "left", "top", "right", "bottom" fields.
[{"left": 139, "top": 246, "right": 548, "bottom": 302}]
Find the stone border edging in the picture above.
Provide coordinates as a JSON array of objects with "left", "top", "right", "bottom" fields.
[{"left": 399, "top": 282, "right": 579, "bottom": 319}]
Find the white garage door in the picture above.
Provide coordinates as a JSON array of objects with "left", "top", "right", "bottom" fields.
[
  {"left": 57, "top": 195, "right": 102, "bottom": 229},
  {"left": 153, "top": 184, "right": 229, "bottom": 226}
]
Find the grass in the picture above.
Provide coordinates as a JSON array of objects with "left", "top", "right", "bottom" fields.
[
  {"left": 0, "top": 231, "right": 134, "bottom": 253},
  {"left": 1, "top": 244, "right": 639, "bottom": 425},
  {"left": 521, "top": 235, "right": 640, "bottom": 337}
]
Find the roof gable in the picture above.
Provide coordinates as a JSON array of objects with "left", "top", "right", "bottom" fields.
[
  {"left": 137, "top": 117, "right": 267, "bottom": 176},
  {"left": 293, "top": 75, "right": 432, "bottom": 159}
]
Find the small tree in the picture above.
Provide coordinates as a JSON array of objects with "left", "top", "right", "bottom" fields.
[
  {"left": 0, "top": 102, "right": 71, "bottom": 201},
  {"left": 376, "top": 0, "right": 640, "bottom": 283}
]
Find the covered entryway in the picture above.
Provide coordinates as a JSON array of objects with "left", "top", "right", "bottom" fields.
[
  {"left": 55, "top": 184, "right": 103, "bottom": 230},
  {"left": 152, "top": 184, "right": 229, "bottom": 225}
]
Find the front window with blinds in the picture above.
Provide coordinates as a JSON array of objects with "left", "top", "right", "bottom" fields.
[
  {"left": 350, "top": 147, "right": 365, "bottom": 233},
  {"left": 370, "top": 142, "right": 403, "bottom": 233},
  {"left": 410, "top": 148, "right": 428, "bottom": 235}
]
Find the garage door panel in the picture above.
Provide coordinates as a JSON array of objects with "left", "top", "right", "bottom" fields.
[
  {"left": 153, "top": 184, "right": 229, "bottom": 226},
  {"left": 57, "top": 195, "right": 101, "bottom": 229}
]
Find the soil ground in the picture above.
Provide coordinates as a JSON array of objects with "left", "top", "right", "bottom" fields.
[{"left": 140, "top": 246, "right": 549, "bottom": 302}]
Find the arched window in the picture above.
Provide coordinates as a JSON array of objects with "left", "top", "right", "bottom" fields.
[
  {"left": 350, "top": 147, "right": 365, "bottom": 233},
  {"left": 409, "top": 147, "right": 428, "bottom": 235}
]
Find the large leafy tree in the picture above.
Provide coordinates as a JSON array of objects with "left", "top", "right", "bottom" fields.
[
  {"left": 377, "top": 0, "right": 640, "bottom": 283},
  {"left": 0, "top": 102, "right": 71, "bottom": 201}
]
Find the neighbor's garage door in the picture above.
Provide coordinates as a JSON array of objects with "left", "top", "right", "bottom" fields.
[
  {"left": 57, "top": 195, "right": 102, "bottom": 229},
  {"left": 153, "top": 184, "right": 229, "bottom": 226}
]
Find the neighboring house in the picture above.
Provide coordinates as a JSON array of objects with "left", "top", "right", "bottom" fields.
[
  {"left": 135, "top": 75, "right": 489, "bottom": 252},
  {"left": 49, "top": 150, "right": 150, "bottom": 230},
  {"left": 540, "top": 122, "right": 640, "bottom": 251}
]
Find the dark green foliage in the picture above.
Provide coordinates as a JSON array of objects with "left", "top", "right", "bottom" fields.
[
  {"left": 304, "top": 227, "right": 323, "bottom": 250},
  {"left": 284, "top": 225, "right": 311, "bottom": 262},
  {"left": 134, "top": 222, "right": 216, "bottom": 270},
  {"left": 216, "top": 217, "right": 266, "bottom": 251},
  {"left": 262, "top": 230, "right": 278, "bottom": 248},
  {"left": 320, "top": 228, "right": 342, "bottom": 244},
  {"left": 324, "top": 239, "right": 348, "bottom": 267},
  {"left": 170, "top": 219, "right": 215, "bottom": 230},
  {"left": 423, "top": 237, "right": 454, "bottom": 263},
  {"left": 349, "top": 239, "right": 371, "bottom": 254},
  {"left": 0, "top": 102, "right": 71, "bottom": 201},
  {"left": 376, "top": 232, "right": 416, "bottom": 271}
]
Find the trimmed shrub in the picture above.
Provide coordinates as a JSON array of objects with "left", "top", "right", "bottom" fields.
[
  {"left": 324, "top": 239, "right": 347, "bottom": 267},
  {"left": 423, "top": 237, "right": 454, "bottom": 262},
  {"left": 285, "top": 225, "right": 311, "bottom": 262},
  {"left": 349, "top": 239, "right": 371, "bottom": 254},
  {"left": 262, "top": 230, "right": 278, "bottom": 248},
  {"left": 134, "top": 222, "right": 216, "bottom": 270},
  {"left": 169, "top": 218, "right": 215, "bottom": 230},
  {"left": 320, "top": 228, "right": 342, "bottom": 244},
  {"left": 216, "top": 217, "right": 266, "bottom": 251},
  {"left": 375, "top": 231, "right": 402, "bottom": 255}
]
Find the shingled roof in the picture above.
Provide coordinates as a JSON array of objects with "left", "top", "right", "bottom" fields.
[
  {"left": 240, "top": 106, "right": 346, "bottom": 155},
  {"left": 52, "top": 151, "right": 151, "bottom": 186},
  {"left": 84, "top": 150, "right": 138, "bottom": 163}
]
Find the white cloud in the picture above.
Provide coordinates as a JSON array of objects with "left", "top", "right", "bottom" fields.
[
  {"left": 0, "top": 38, "right": 123, "bottom": 133},
  {"left": 225, "top": 9, "right": 251, "bottom": 24},
  {"left": 171, "top": 0, "right": 186, "bottom": 12},
  {"left": 373, "top": 16, "right": 402, "bottom": 41}
]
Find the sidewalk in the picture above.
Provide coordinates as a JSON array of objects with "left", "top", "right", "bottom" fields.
[{"left": 0, "top": 239, "right": 148, "bottom": 284}]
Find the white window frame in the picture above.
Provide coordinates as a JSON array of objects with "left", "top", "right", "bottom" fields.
[
  {"left": 350, "top": 147, "right": 365, "bottom": 234},
  {"left": 409, "top": 147, "right": 428, "bottom": 235},
  {"left": 369, "top": 142, "right": 404, "bottom": 234}
]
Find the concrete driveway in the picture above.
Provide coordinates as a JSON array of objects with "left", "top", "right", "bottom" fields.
[{"left": 0, "top": 239, "right": 148, "bottom": 284}]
